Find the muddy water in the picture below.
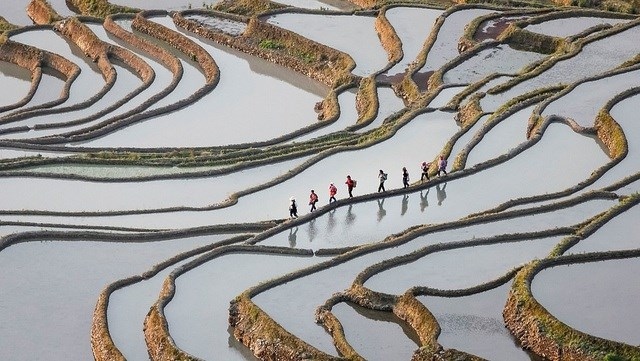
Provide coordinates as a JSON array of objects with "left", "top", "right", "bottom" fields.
[
  {"left": 419, "top": 283, "right": 534, "bottom": 360},
  {"left": 331, "top": 302, "right": 419, "bottom": 360},
  {"left": 481, "top": 23, "right": 640, "bottom": 112},
  {"left": 0, "top": 235, "right": 225, "bottom": 361},
  {"left": 365, "top": 236, "right": 561, "bottom": 293},
  {"left": 525, "top": 16, "right": 630, "bottom": 38},
  {"left": 165, "top": 253, "right": 322, "bottom": 360},
  {"left": 443, "top": 44, "right": 544, "bottom": 85},
  {"left": 265, "top": 13, "right": 388, "bottom": 77},
  {"left": 532, "top": 258, "right": 640, "bottom": 346},
  {"left": 542, "top": 68, "right": 640, "bottom": 128},
  {"left": 0, "top": 61, "right": 32, "bottom": 108},
  {"left": 385, "top": 7, "right": 443, "bottom": 76}
]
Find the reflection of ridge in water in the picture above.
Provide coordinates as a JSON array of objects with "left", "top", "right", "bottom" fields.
[{"left": 342, "top": 301, "right": 422, "bottom": 346}]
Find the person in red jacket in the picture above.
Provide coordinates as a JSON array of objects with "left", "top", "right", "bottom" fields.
[
  {"left": 328, "top": 183, "right": 337, "bottom": 203},
  {"left": 309, "top": 189, "right": 319, "bottom": 212},
  {"left": 345, "top": 175, "right": 355, "bottom": 198}
]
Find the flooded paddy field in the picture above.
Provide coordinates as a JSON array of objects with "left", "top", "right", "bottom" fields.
[{"left": 0, "top": 1, "right": 639, "bottom": 361}]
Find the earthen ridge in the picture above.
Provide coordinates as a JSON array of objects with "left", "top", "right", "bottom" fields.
[{"left": 173, "top": 10, "right": 355, "bottom": 88}]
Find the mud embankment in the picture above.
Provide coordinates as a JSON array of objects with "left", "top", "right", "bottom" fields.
[{"left": 174, "top": 10, "right": 355, "bottom": 88}]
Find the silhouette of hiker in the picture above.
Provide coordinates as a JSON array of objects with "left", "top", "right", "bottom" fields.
[
  {"left": 436, "top": 183, "right": 447, "bottom": 206},
  {"left": 401, "top": 194, "right": 409, "bottom": 216},
  {"left": 377, "top": 198, "right": 386, "bottom": 222},
  {"left": 378, "top": 169, "right": 387, "bottom": 192},
  {"left": 288, "top": 227, "right": 298, "bottom": 247},
  {"left": 420, "top": 189, "right": 429, "bottom": 212},
  {"left": 289, "top": 197, "right": 298, "bottom": 218},
  {"left": 402, "top": 167, "right": 410, "bottom": 188}
]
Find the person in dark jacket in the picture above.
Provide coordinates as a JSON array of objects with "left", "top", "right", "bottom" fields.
[
  {"left": 378, "top": 169, "right": 387, "bottom": 192},
  {"left": 289, "top": 197, "right": 298, "bottom": 218},
  {"left": 402, "top": 167, "right": 410, "bottom": 188}
]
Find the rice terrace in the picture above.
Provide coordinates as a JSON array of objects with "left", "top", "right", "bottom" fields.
[{"left": 0, "top": 0, "right": 639, "bottom": 359}]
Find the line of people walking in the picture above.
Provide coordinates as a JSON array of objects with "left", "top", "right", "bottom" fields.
[{"left": 289, "top": 155, "right": 448, "bottom": 219}]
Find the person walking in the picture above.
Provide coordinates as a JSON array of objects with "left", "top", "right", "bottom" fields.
[
  {"left": 289, "top": 197, "right": 298, "bottom": 219},
  {"left": 421, "top": 162, "right": 430, "bottom": 182},
  {"left": 328, "top": 183, "right": 337, "bottom": 203},
  {"left": 402, "top": 167, "right": 410, "bottom": 188},
  {"left": 345, "top": 175, "right": 355, "bottom": 198},
  {"left": 438, "top": 155, "right": 448, "bottom": 176},
  {"left": 309, "top": 189, "right": 319, "bottom": 212},
  {"left": 378, "top": 169, "right": 387, "bottom": 192}
]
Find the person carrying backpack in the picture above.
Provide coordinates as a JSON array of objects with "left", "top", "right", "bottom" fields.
[
  {"left": 345, "top": 175, "right": 355, "bottom": 198},
  {"left": 378, "top": 169, "right": 387, "bottom": 192},
  {"left": 421, "top": 162, "right": 430, "bottom": 182},
  {"left": 328, "top": 183, "right": 337, "bottom": 203},
  {"left": 309, "top": 190, "right": 319, "bottom": 212},
  {"left": 289, "top": 197, "right": 298, "bottom": 219},
  {"left": 402, "top": 167, "right": 410, "bottom": 188},
  {"left": 438, "top": 155, "right": 448, "bottom": 177}
]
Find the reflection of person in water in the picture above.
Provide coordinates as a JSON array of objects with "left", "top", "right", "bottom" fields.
[
  {"left": 345, "top": 204, "right": 356, "bottom": 226},
  {"left": 308, "top": 218, "right": 317, "bottom": 243},
  {"left": 436, "top": 182, "right": 447, "bottom": 206},
  {"left": 376, "top": 199, "right": 386, "bottom": 222},
  {"left": 420, "top": 189, "right": 429, "bottom": 212},
  {"left": 288, "top": 227, "right": 298, "bottom": 248},
  {"left": 326, "top": 208, "right": 336, "bottom": 232},
  {"left": 401, "top": 194, "right": 409, "bottom": 216}
]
